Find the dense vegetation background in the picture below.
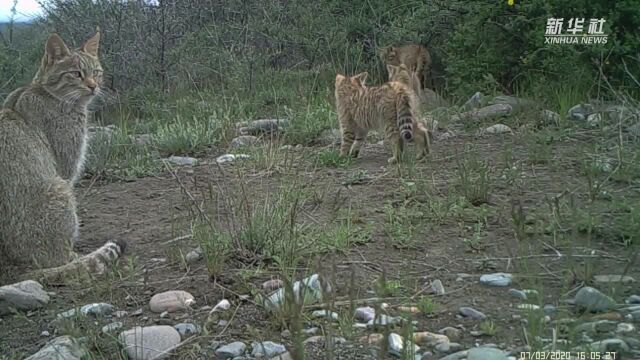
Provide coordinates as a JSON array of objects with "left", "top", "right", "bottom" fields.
[{"left": 2, "top": 0, "right": 638, "bottom": 99}]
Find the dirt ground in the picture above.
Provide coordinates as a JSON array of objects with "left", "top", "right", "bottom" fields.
[{"left": 2, "top": 131, "right": 638, "bottom": 359}]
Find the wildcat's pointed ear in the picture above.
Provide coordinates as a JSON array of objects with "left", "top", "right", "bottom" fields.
[
  {"left": 44, "top": 33, "right": 70, "bottom": 65},
  {"left": 81, "top": 27, "right": 101, "bottom": 57},
  {"left": 335, "top": 74, "right": 345, "bottom": 84},
  {"left": 387, "top": 64, "right": 397, "bottom": 77},
  {"left": 353, "top": 72, "right": 368, "bottom": 85}
]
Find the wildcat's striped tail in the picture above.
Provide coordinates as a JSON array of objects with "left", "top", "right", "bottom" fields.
[
  {"left": 24, "top": 240, "right": 126, "bottom": 284},
  {"left": 396, "top": 91, "right": 414, "bottom": 141}
]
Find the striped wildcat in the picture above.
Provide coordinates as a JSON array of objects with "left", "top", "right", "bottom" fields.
[{"left": 334, "top": 72, "right": 429, "bottom": 164}]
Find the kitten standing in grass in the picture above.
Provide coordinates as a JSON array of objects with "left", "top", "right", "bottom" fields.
[
  {"left": 0, "top": 29, "right": 125, "bottom": 285},
  {"left": 387, "top": 63, "right": 434, "bottom": 147},
  {"left": 334, "top": 72, "right": 429, "bottom": 164}
]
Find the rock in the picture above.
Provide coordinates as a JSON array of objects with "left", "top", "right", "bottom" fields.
[
  {"left": 439, "top": 351, "right": 468, "bottom": 360},
  {"left": 312, "top": 309, "right": 338, "bottom": 320},
  {"left": 470, "top": 104, "right": 513, "bottom": 121},
  {"left": 251, "top": 341, "right": 286, "bottom": 358},
  {"left": 239, "top": 119, "right": 289, "bottom": 136},
  {"left": 303, "top": 336, "right": 346, "bottom": 345},
  {"left": 421, "top": 88, "right": 449, "bottom": 110},
  {"left": 459, "top": 307, "right": 487, "bottom": 320},
  {"left": 463, "top": 92, "right": 484, "bottom": 110},
  {"left": 131, "top": 308, "right": 144, "bottom": 316},
  {"left": 482, "top": 124, "right": 513, "bottom": 135},
  {"left": 263, "top": 274, "right": 331, "bottom": 311},
  {"left": 360, "top": 333, "right": 384, "bottom": 345},
  {"left": 134, "top": 134, "right": 153, "bottom": 146},
  {"left": 593, "top": 275, "right": 636, "bottom": 284},
  {"left": 367, "top": 314, "right": 402, "bottom": 327},
  {"left": 302, "top": 327, "right": 319, "bottom": 335},
  {"left": 165, "top": 156, "right": 198, "bottom": 166},
  {"left": 540, "top": 110, "right": 560, "bottom": 125},
  {"left": 262, "top": 279, "right": 284, "bottom": 292},
  {"left": 438, "top": 327, "right": 461, "bottom": 341},
  {"left": 217, "top": 319, "right": 228, "bottom": 327},
  {"left": 185, "top": 247, "right": 203, "bottom": 263},
  {"left": 25, "top": 336, "right": 87, "bottom": 360},
  {"left": 149, "top": 290, "right": 195, "bottom": 313},
  {"left": 216, "top": 153, "right": 250, "bottom": 164},
  {"left": 318, "top": 128, "right": 342, "bottom": 145},
  {"left": 431, "top": 279, "right": 445, "bottom": 295},
  {"left": 114, "top": 310, "right": 128, "bottom": 318},
  {"left": 543, "top": 304, "right": 556, "bottom": 315},
  {"left": 421, "top": 351, "right": 434, "bottom": 359},
  {"left": 174, "top": 323, "right": 200, "bottom": 338},
  {"left": 354, "top": 306, "right": 375, "bottom": 322},
  {"left": 591, "top": 339, "right": 629, "bottom": 353},
  {"left": 269, "top": 352, "right": 293, "bottom": 360},
  {"left": 119, "top": 326, "right": 181, "bottom": 360},
  {"left": 587, "top": 113, "right": 602, "bottom": 127},
  {"left": 81, "top": 303, "right": 115, "bottom": 317},
  {"left": 212, "top": 299, "right": 231, "bottom": 312},
  {"left": 0, "top": 280, "right": 50, "bottom": 315},
  {"left": 215, "top": 341, "right": 247, "bottom": 359},
  {"left": 627, "top": 295, "right": 640, "bottom": 304},
  {"left": 617, "top": 323, "right": 635, "bottom": 334},
  {"left": 413, "top": 331, "right": 449, "bottom": 346},
  {"left": 467, "top": 347, "right": 509, "bottom": 360},
  {"left": 231, "top": 135, "right": 259, "bottom": 148},
  {"left": 489, "top": 95, "right": 537, "bottom": 112},
  {"left": 567, "top": 103, "right": 595, "bottom": 121},
  {"left": 574, "top": 287, "right": 616, "bottom": 312},
  {"left": 435, "top": 342, "right": 455, "bottom": 353},
  {"left": 480, "top": 273, "right": 513, "bottom": 286},
  {"left": 397, "top": 306, "right": 421, "bottom": 314},
  {"left": 516, "top": 304, "right": 540, "bottom": 311},
  {"left": 101, "top": 322, "right": 123, "bottom": 334},
  {"left": 388, "top": 333, "right": 420, "bottom": 357},
  {"left": 508, "top": 289, "right": 527, "bottom": 299}
]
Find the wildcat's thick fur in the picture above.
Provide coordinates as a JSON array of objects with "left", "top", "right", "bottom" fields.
[
  {"left": 378, "top": 45, "right": 432, "bottom": 89},
  {"left": 387, "top": 64, "right": 433, "bottom": 150},
  {"left": 335, "top": 72, "right": 429, "bottom": 164},
  {"left": 0, "top": 30, "right": 125, "bottom": 284}
]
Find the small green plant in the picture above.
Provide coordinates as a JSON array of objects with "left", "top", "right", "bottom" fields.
[
  {"left": 154, "top": 114, "right": 226, "bottom": 156},
  {"left": 316, "top": 149, "right": 353, "bottom": 168},
  {"left": 456, "top": 150, "right": 491, "bottom": 205},
  {"left": 383, "top": 203, "right": 420, "bottom": 249},
  {"left": 462, "top": 221, "right": 485, "bottom": 251},
  {"left": 480, "top": 320, "right": 498, "bottom": 336},
  {"left": 416, "top": 296, "right": 438, "bottom": 314},
  {"left": 84, "top": 127, "right": 161, "bottom": 180},
  {"left": 194, "top": 221, "right": 231, "bottom": 278}
]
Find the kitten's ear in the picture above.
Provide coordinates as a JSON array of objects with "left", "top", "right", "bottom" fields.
[
  {"left": 335, "top": 74, "right": 345, "bottom": 83},
  {"left": 353, "top": 72, "right": 368, "bottom": 85},
  {"left": 81, "top": 27, "right": 101, "bottom": 56},
  {"left": 44, "top": 33, "right": 70, "bottom": 65},
  {"left": 387, "top": 64, "right": 397, "bottom": 77}
]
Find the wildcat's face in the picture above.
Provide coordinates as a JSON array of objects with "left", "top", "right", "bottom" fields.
[{"left": 35, "top": 31, "right": 103, "bottom": 104}]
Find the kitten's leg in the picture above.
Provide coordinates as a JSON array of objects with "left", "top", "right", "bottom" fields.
[
  {"left": 415, "top": 124, "right": 430, "bottom": 161},
  {"left": 385, "top": 125, "right": 403, "bottom": 164},
  {"left": 340, "top": 123, "right": 356, "bottom": 157},
  {"left": 349, "top": 129, "right": 368, "bottom": 158}
]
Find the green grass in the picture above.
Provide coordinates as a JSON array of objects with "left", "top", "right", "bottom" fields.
[
  {"left": 455, "top": 148, "right": 492, "bottom": 206},
  {"left": 316, "top": 149, "right": 353, "bottom": 167},
  {"left": 84, "top": 126, "right": 162, "bottom": 180}
]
